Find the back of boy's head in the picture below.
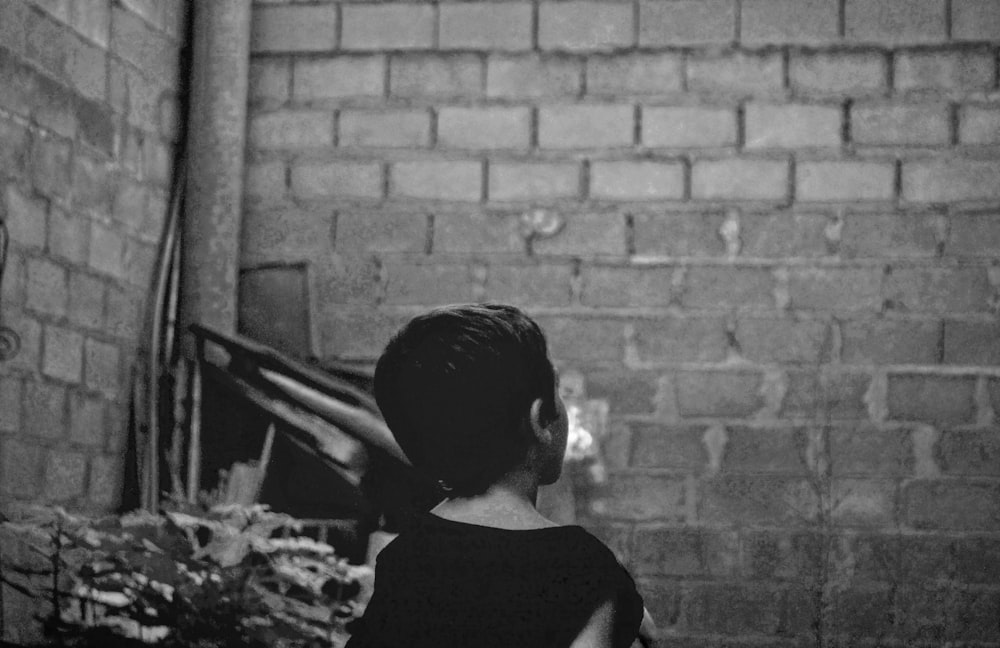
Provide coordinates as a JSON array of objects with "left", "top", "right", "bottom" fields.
[{"left": 374, "top": 303, "right": 558, "bottom": 497}]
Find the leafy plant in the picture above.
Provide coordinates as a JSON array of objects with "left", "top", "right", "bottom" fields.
[{"left": 0, "top": 505, "right": 372, "bottom": 647}]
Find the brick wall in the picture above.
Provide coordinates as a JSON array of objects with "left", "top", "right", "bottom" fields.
[
  {"left": 0, "top": 0, "right": 187, "bottom": 515},
  {"left": 243, "top": 0, "right": 1000, "bottom": 645}
]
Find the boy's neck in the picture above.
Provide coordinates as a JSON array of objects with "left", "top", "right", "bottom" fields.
[{"left": 430, "top": 470, "right": 560, "bottom": 530}]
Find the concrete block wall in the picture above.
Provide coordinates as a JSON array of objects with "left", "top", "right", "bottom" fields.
[
  {"left": 243, "top": 0, "right": 1000, "bottom": 645},
  {"left": 0, "top": 0, "right": 187, "bottom": 516}
]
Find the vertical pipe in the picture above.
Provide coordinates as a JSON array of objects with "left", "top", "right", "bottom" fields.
[{"left": 179, "top": 0, "right": 253, "bottom": 354}]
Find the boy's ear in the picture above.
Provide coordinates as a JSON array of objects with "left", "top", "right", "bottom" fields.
[{"left": 528, "top": 398, "right": 551, "bottom": 443}]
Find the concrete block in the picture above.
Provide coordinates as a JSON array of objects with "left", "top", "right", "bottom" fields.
[
  {"left": 538, "top": 1, "right": 633, "bottom": 51},
  {"left": 639, "top": 0, "right": 736, "bottom": 46}
]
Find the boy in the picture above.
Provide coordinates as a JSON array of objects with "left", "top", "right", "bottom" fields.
[{"left": 346, "top": 304, "right": 652, "bottom": 648}]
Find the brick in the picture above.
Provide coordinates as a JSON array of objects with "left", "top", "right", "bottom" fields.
[
  {"left": 943, "top": 320, "right": 1000, "bottom": 365},
  {"left": 630, "top": 423, "right": 708, "bottom": 469},
  {"left": 483, "top": 264, "right": 574, "bottom": 307},
  {"left": 724, "top": 426, "right": 813, "bottom": 474},
  {"left": 741, "top": 211, "right": 829, "bottom": 258},
  {"left": 852, "top": 103, "right": 951, "bottom": 146},
  {"left": 845, "top": 0, "right": 947, "bottom": 44},
  {"left": 884, "top": 266, "right": 991, "bottom": 313},
  {"left": 585, "top": 371, "right": 659, "bottom": 416},
  {"left": 741, "top": 0, "right": 839, "bottom": 44},
  {"left": 489, "top": 162, "right": 580, "bottom": 202},
  {"left": 88, "top": 222, "right": 125, "bottom": 279},
  {"left": 581, "top": 266, "right": 675, "bottom": 307},
  {"left": 30, "top": 135, "right": 72, "bottom": 199},
  {"left": 907, "top": 159, "right": 1000, "bottom": 203},
  {"left": 242, "top": 207, "right": 335, "bottom": 262},
  {"left": 534, "top": 316, "right": 624, "bottom": 362},
  {"left": 72, "top": 155, "right": 115, "bottom": 213},
  {"left": 960, "top": 105, "right": 1000, "bottom": 144},
  {"left": 954, "top": 536, "right": 1000, "bottom": 583},
  {"left": 69, "top": 0, "right": 111, "bottom": 48},
  {"left": 111, "top": 5, "right": 177, "bottom": 81},
  {"left": 736, "top": 317, "right": 829, "bottom": 363},
  {"left": 76, "top": 99, "right": 115, "bottom": 156},
  {"left": 630, "top": 316, "right": 729, "bottom": 363},
  {"left": 26, "top": 257, "right": 67, "bottom": 317},
  {"left": 741, "top": 529, "right": 824, "bottom": 580},
  {"left": 336, "top": 212, "right": 427, "bottom": 254},
  {"left": 532, "top": 213, "right": 626, "bottom": 256},
  {"left": 317, "top": 254, "right": 380, "bottom": 305},
  {"left": 639, "top": 0, "right": 735, "bottom": 46},
  {"left": 439, "top": 2, "right": 532, "bottom": 50},
  {"left": 590, "top": 473, "right": 688, "bottom": 521},
  {"left": 339, "top": 109, "right": 431, "bottom": 148},
  {"left": 688, "top": 52, "right": 783, "bottom": 96},
  {"left": 122, "top": 237, "right": 157, "bottom": 289},
  {"left": 433, "top": 212, "right": 524, "bottom": 254},
  {"left": 828, "top": 587, "right": 896, "bottom": 637},
  {"left": 25, "top": 8, "right": 70, "bottom": 79},
  {"left": 249, "top": 110, "right": 333, "bottom": 149},
  {"left": 587, "top": 53, "right": 683, "bottom": 96},
  {"left": 821, "top": 370, "right": 872, "bottom": 420},
  {"left": 830, "top": 426, "right": 913, "bottom": 477},
  {"left": 250, "top": 5, "right": 337, "bottom": 53},
  {"left": 23, "top": 380, "right": 67, "bottom": 439},
  {"left": 840, "top": 212, "right": 941, "bottom": 259},
  {"left": 63, "top": 33, "right": 106, "bottom": 102},
  {"left": 634, "top": 527, "right": 738, "bottom": 577},
  {"left": 904, "top": 479, "right": 1000, "bottom": 530},
  {"left": 291, "top": 162, "right": 383, "bottom": 201},
  {"left": 383, "top": 263, "right": 477, "bottom": 305},
  {"left": 590, "top": 161, "right": 684, "bottom": 201},
  {"left": 486, "top": 54, "right": 581, "bottom": 99},
  {"left": 831, "top": 478, "right": 897, "bottom": 527},
  {"left": 1, "top": 438, "right": 44, "bottom": 499},
  {"left": 42, "top": 325, "right": 84, "bottom": 383},
  {"left": 245, "top": 160, "right": 287, "bottom": 203},
  {"left": 538, "top": 104, "right": 634, "bottom": 149},
  {"left": 43, "top": 449, "right": 87, "bottom": 502},
  {"left": 3, "top": 184, "right": 47, "bottom": 250},
  {"left": 294, "top": 56, "right": 385, "bottom": 100},
  {"left": 104, "top": 287, "right": 142, "bottom": 340},
  {"left": 0, "top": 0, "right": 30, "bottom": 57},
  {"left": 841, "top": 318, "right": 941, "bottom": 364},
  {"left": 682, "top": 266, "right": 774, "bottom": 310},
  {"left": 65, "top": 270, "right": 105, "bottom": 328},
  {"left": 538, "top": 2, "right": 633, "bottom": 51},
  {"left": 643, "top": 106, "right": 737, "bottom": 148},
  {"left": 632, "top": 212, "right": 728, "bottom": 257},
  {"left": 249, "top": 58, "right": 290, "bottom": 103},
  {"left": 790, "top": 51, "right": 888, "bottom": 96},
  {"left": 88, "top": 453, "right": 121, "bottom": 507},
  {"left": 84, "top": 339, "right": 120, "bottom": 397},
  {"left": 746, "top": 103, "right": 842, "bottom": 149},
  {"left": 0, "top": 117, "right": 31, "bottom": 179},
  {"left": 937, "top": 429, "right": 1000, "bottom": 476},
  {"left": 789, "top": 267, "right": 883, "bottom": 312},
  {"left": 796, "top": 161, "right": 895, "bottom": 202},
  {"left": 0, "top": 376, "right": 22, "bottom": 432},
  {"left": 318, "top": 307, "right": 401, "bottom": 360},
  {"left": 952, "top": 0, "right": 1000, "bottom": 40},
  {"left": 888, "top": 374, "right": 976, "bottom": 424},
  {"left": 700, "top": 474, "right": 818, "bottom": 525},
  {"left": 341, "top": 3, "right": 433, "bottom": 50},
  {"left": 2, "top": 312, "right": 42, "bottom": 375},
  {"left": 68, "top": 391, "right": 105, "bottom": 447},
  {"left": 437, "top": 107, "right": 531, "bottom": 150},
  {"left": 692, "top": 158, "right": 789, "bottom": 201},
  {"left": 895, "top": 50, "right": 995, "bottom": 92},
  {"left": 390, "top": 161, "right": 482, "bottom": 202},
  {"left": 390, "top": 54, "right": 482, "bottom": 98},
  {"left": 676, "top": 370, "right": 765, "bottom": 418}
]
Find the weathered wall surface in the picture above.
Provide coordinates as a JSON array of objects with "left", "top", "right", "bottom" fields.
[
  {"left": 0, "top": 0, "right": 187, "bottom": 514},
  {"left": 244, "top": 0, "right": 1000, "bottom": 644}
]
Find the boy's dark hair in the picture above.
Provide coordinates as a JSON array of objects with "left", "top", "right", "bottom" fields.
[{"left": 374, "top": 303, "right": 558, "bottom": 497}]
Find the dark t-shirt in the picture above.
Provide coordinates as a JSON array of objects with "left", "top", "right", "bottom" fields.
[{"left": 345, "top": 512, "right": 644, "bottom": 648}]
